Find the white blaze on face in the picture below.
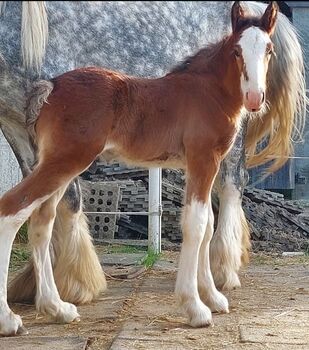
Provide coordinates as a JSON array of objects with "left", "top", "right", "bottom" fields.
[{"left": 238, "top": 26, "right": 271, "bottom": 111}]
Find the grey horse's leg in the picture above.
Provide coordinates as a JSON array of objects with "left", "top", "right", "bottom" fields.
[
  {"left": 1, "top": 120, "right": 106, "bottom": 304},
  {"left": 0, "top": 117, "right": 35, "bottom": 177},
  {"left": 209, "top": 119, "right": 251, "bottom": 290}
]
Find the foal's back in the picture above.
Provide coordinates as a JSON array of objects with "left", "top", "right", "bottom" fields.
[{"left": 35, "top": 66, "right": 237, "bottom": 169}]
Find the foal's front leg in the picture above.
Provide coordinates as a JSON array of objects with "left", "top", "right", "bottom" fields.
[
  {"left": 28, "top": 187, "right": 79, "bottom": 323},
  {"left": 198, "top": 194, "right": 229, "bottom": 313},
  {"left": 175, "top": 155, "right": 225, "bottom": 327}
]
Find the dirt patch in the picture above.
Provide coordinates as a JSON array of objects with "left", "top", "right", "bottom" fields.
[{"left": 5, "top": 251, "right": 309, "bottom": 349}]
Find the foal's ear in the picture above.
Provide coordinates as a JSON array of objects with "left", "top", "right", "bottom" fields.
[
  {"left": 261, "top": 1, "right": 279, "bottom": 36},
  {"left": 231, "top": 1, "right": 245, "bottom": 33}
]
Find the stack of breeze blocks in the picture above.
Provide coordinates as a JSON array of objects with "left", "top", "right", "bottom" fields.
[
  {"left": 82, "top": 162, "right": 185, "bottom": 242},
  {"left": 82, "top": 161, "right": 309, "bottom": 252}
]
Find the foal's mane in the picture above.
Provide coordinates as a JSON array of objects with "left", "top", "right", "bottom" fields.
[
  {"left": 169, "top": 16, "right": 266, "bottom": 76},
  {"left": 168, "top": 37, "right": 231, "bottom": 75}
]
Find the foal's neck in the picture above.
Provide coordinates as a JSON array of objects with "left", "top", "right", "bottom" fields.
[
  {"left": 170, "top": 36, "right": 243, "bottom": 117},
  {"left": 216, "top": 38, "right": 243, "bottom": 113}
]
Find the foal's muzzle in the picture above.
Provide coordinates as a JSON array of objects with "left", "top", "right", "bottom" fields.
[{"left": 244, "top": 90, "right": 265, "bottom": 112}]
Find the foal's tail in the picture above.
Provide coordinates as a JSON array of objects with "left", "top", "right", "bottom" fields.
[{"left": 26, "top": 80, "right": 54, "bottom": 143}]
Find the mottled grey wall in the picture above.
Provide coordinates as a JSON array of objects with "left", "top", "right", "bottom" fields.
[
  {"left": 0, "top": 132, "right": 22, "bottom": 195},
  {"left": 292, "top": 8, "right": 309, "bottom": 199}
]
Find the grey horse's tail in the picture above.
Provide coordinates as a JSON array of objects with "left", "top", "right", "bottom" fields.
[
  {"left": 26, "top": 80, "right": 54, "bottom": 142},
  {"left": 0, "top": 1, "right": 49, "bottom": 72}
]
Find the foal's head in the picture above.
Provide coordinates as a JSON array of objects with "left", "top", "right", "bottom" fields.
[{"left": 231, "top": 1, "right": 278, "bottom": 112}]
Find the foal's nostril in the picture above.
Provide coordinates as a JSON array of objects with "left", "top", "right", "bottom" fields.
[{"left": 245, "top": 91, "right": 265, "bottom": 111}]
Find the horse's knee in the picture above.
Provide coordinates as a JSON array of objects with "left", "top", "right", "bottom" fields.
[
  {"left": 204, "top": 208, "right": 214, "bottom": 243},
  {"left": 28, "top": 203, "right": 57, "bottom": 245},
  {"left": 181, "top": 199, "right": 208, "bottom": 244}
]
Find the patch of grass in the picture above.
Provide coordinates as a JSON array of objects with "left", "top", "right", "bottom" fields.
[
  {"left": 252, "top": 252, "right": 309, "bottom": 266},
  {"left": 15, "top": 223, "right": 28, "bottom": 244},
  {"left": 9, "top": 244, "right": 31, "bottom": 271},
  {"left": 250, "top": 253, "right": 277, "bottom": 265},
  {"left": 141, "top": 249, "right": 161, "bottom": 268}
]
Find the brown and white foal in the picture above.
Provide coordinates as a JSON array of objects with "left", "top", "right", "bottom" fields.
[{"left": 0, "top": 1, "right": 278, "bottom": 335}]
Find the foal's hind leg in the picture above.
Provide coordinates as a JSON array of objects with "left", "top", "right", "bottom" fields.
[
  {"left": 175, "top": 152, "right": 223, "bottom": 327},
  {"left": 8, "top": 178, "right": 106, "bottom": 305},
  {"left": 198, "top": 194, "right": 229, "bottom": 313},
  {"left": 0, "top": 152, "right": 97, "bottom": 335},
  {"left": 0, "top": 205, "right": 38, "bottom": 336},
  {"left": 0, "top": 170, "right": 61, "bottom": 335},
  {"left": 28, "top": 187, "right": 79, "bottom": 323}
]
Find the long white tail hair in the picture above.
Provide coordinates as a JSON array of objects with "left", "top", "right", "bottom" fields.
[
  {"left": 244, "top": 1, "right": 307, "bottom": 172},
  {"left": 0, "top": 1, "right": 48, "bottom": 72}
]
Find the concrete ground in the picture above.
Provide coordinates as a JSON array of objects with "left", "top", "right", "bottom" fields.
[{"left": 2, "top": 250, "right": 309, "bottom": 350}]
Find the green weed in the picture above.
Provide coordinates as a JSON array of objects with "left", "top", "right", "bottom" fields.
[{"left": 141, "top": 249, "right": 161, "bottom": 268}]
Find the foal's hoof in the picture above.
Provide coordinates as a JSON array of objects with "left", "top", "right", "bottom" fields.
[
  {"left": 204, "top": 291, "right": 229, "bottom": 314},
  {"left": 56, "top": 302, "right": 80, "bottom": 324},
  {"left": 0, "top": 312, "right": 25, "bottom": 336},
  {"left": 184, "top": 300, "right": 213, "bottom": 328},
  {"left": 16, "top": 325, "right": 29, "bottom": 335}
]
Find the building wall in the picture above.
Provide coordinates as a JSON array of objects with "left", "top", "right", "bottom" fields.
[{"left": 291, "top": 7, "right": 309, "bottom": 199}]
